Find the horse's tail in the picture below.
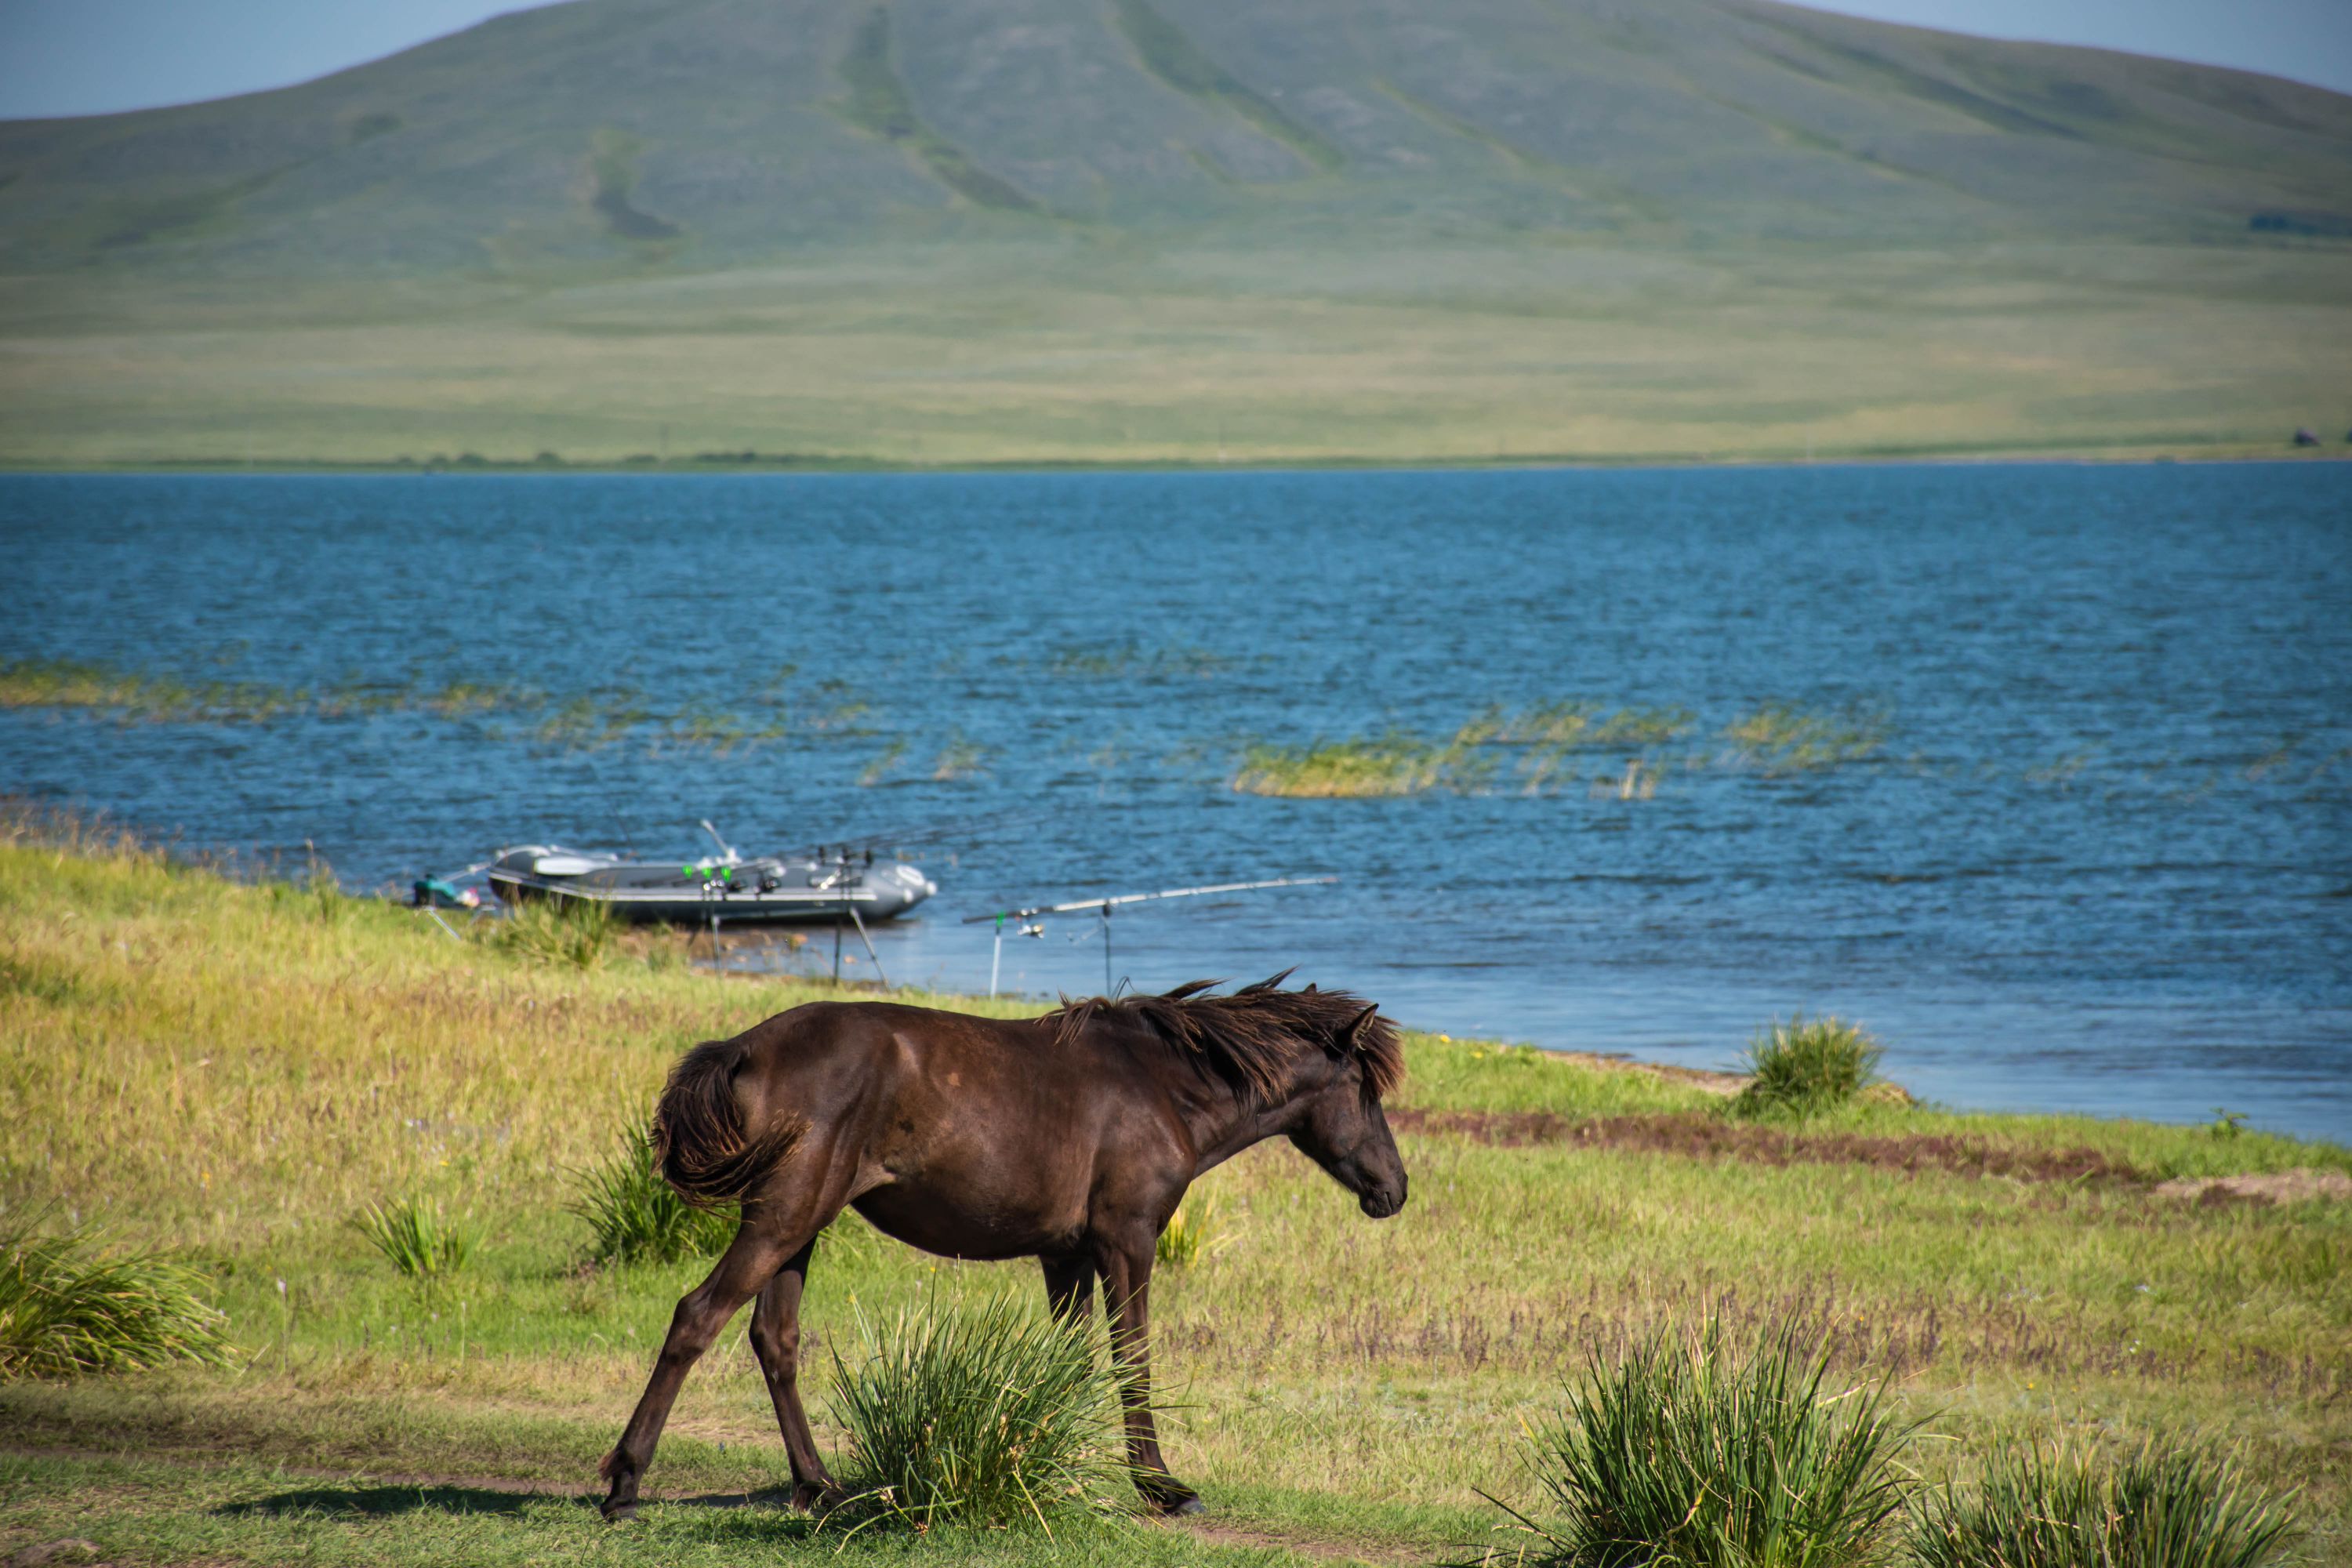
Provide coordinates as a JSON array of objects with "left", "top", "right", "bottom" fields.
[{"left": 651, "top": 1036, "right": 802, "bottom": 1207}]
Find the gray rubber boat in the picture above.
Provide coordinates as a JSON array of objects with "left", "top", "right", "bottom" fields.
[{"left": 488, "top": 829, "right": 935, "bottom": 926}]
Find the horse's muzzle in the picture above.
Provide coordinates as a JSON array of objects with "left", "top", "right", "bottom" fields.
[{"left": 1359, "top": 1185, "right": 1405, "bottom": 1219}]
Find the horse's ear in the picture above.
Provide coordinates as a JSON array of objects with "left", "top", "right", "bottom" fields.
[
  {"left": 1341, "top": 1004, "right": 1378, "bottom": 1049},
  {"left": 1303, "top": 982, "right": 1317, "bottom": 993}
]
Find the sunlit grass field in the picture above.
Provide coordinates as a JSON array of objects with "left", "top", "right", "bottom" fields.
[
  {"left": 2, "top": 823, "right": 2347, "bottom": 1564},
  {"left": 4, "top": 238, "right": 2350, "bottom": 469}
]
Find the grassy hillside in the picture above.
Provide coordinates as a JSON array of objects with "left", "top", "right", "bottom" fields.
[
  {"left": 6, "top": 0, "right": 2350, "bottom": 264},
  {"left": 0, "top": 0, "right": 2348, "bottom": 465},
  {"left": 2, "top": 825, "right": 2347, "bottom": 1563}
]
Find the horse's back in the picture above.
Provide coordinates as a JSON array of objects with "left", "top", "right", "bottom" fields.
[{"left": 734, "top": 999, "right": 1184, "bottom": 1257}]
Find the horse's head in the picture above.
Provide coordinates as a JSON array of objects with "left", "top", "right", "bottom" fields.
[{"left": 1287, "top": 1004, "right": 1408, "bottom": 1219}]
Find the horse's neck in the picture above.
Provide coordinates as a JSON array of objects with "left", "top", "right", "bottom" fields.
[{"left": 1167, "top": 1067, "right": 1312, "bottom": 1177}]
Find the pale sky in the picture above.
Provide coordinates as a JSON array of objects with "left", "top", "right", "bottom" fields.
[{"left": 0, "top": 0, "right": 2347, "bottom": 121}]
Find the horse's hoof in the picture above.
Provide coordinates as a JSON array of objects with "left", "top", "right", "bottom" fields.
[
  {"left": 1145, "top": 1486, "right": 1206, "bottom": 1517},
  {"left": 600, "top": 1499, "right": 640, "bottom": 1523}
]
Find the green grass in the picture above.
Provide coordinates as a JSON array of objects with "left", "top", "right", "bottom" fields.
[
  {"left": 835, "top": 8, "right": 1040, "bottom": 213},
  {"left": 1907, "top": 1441, "right": 2302, "bottom": 1568},
  {"left": 829, "top": 1294, "right": 1138, "bottom": 1531},
  {"left": 572, "top": 1131, "right": 735, "bottom": 1267},
  {"left": 1109, "top": 0, "right": 1345, "bottom": 172},
  {"left": 1732, "top": 1017, "right": 1886, "bottom": 1120},
  {"left": 4, "top": 240, "right": 2350, "bottom": 470},
  {"left": 1, "top": 829, "right": 2348, "bottom": 1565},
  {"left": 0, "top": 1217, "right": 233, "bottom": 1379},
  {"left": 352, "top": 1198, "right": 483, "bottom": 1287},
  {"left": 1490, "top": 1316, "right": 1917, "bottom": 1567},
  {"left": 495, "top": 895, "right": 622, "bottom": 971},
  {"left": 4, "top": 0, "right": 2350, "bottom": 467},
  {"left": 1156, "top": 1186, "right": 1232, "bottom": 1271}
]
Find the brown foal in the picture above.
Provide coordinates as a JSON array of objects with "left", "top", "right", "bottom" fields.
[{"left": 598, "top": 975, "right": 1409, "bottom": 1519}]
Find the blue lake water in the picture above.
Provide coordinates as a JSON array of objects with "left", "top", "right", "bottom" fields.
[{"left": 3, "top": 466, "right": 2347, "bottom": 1140}]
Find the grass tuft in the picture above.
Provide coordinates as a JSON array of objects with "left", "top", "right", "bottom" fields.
[
  {"left": 1732, "top": 1015, "right": 1886, "bottom": 1120},
  {"left": 492, "top": 895, "right": 619, "bottom": 969},
  {"left": 351, "top": 1197, "right": 480, "bottom": 1284},
  {"left": 1907, "top": 1440, "right": 2301, "bottom": 1568},
  {"left": 0, "top": 1215, "right": 232, "bottom": 1379},
  {"left": 572, "top": 1131, "right": 735, "bottom": 1266},
  {"left": 1489, "top": 1315, "right": 1917, "bottom": 1568},
  {"left": 829, "top": 1293, "right": 1138, "bottom": 1532}
]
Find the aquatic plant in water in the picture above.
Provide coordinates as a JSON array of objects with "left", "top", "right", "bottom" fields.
[
  {"left": 1230, "top": 732, "right": 1490, "bottom": 797},
  {"left": 0, "top": 658, "right": 289, "bottom": 724},
  {"left": 1, "top": 657, "right": 869, "bottom": 757},
  {"left": 1722, "top": 702, "right": 1891, "bottom": 774}
]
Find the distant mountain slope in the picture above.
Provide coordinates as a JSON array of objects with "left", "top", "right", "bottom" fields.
[{"left": 3, "top": 0, "right": 2350, "bottom": 276}]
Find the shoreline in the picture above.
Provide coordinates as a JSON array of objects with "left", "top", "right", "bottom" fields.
[{"left": 1, "top": 447, "right": 2347, "bottom": 480}]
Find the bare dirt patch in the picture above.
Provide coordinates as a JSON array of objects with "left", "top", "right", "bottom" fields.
[
  {"left": 2154, "top": 1167, "right": 2352, "bottom": 1206},
  {"left": 1174, "top": 1518, "right": 1413, "bottom": 1564},
  {"left": 1387, "top": 1108, "right": 2151, "bottom": 1186},
  {"left": 1546, "top": 1050, "right": 1748, "bottom": 1097}
]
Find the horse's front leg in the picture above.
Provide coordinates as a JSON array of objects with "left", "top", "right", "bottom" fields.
[
  {"left": 747, "top": 1239, "right": 841, "bottom": 1511},
  {"left": 1096, "top": 1240, "right": 1200, "bottom": 1515},
  {"left": 600, "top": 1221, "right": 792, "bottom": 1520}
]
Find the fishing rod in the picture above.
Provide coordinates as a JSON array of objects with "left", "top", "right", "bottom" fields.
[
  {"left": 963, "top": 875, "right": 1339, "bottom": 997},
  {"left": 775, "top": 806, "right": 1056, "bottom": 862}
]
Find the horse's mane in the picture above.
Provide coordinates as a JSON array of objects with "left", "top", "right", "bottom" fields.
[{"left": 1044, "top": 971, "right": 1404, "bottom": 1102}]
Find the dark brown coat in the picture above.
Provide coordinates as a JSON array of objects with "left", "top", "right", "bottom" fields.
[{"left": 599, "top": 975, "right": 1409, "bottom": 1519}]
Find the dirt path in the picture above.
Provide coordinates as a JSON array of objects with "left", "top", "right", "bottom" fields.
[
  {"left": 1388, "top": 1106, "right": 2151, "bottom": 1184},
  {"left": 5, "top": 1445, "right": 1425, "bottom": 1564},
  {"left": 1388, "top": 1107, "right": 2351, "bottom": 1206}
]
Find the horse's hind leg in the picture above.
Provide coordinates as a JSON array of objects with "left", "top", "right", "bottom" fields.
[
  {"left": 748, "top": 1239, "right": 839, "bottom": 1510},
  {"left": 600, "top": 1218, "right": 797, "bottom": 1520},
  {"left": 1040, "top": 1251, "right": 1095, "bottom": 1325}
]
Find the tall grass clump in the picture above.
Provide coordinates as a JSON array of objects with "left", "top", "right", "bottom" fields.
[
  {"left": 830, "top": 1294, "right": 1138, "bottom": 1531},
  {"left": 1732, "top": 1016, "right": 1885, "bottom": 1120},
  {"left": 1907, "top": 1441, "right": 2299, "bottom": 1568},
  {"left": 493, "top": 894, "right": 619, "bottom": 969},
  {"left": 0, "top": 1216, "right": 231, "bottom": 1378},
  {"left": 1488, "top": 1316, "right": 1917, "bottom": 1568},
  {"left": 352, "top": 1197, "right": 480, "bottom": 1284},
  {"left": 572, "top": 1132, "right": 735, "bottom": 1266}
]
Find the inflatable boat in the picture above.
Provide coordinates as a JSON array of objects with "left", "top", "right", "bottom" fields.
[{"left": 486, "top": 829, "right": 935, "bottom": 926}]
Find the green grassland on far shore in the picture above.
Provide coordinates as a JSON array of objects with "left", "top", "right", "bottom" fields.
[
  {"left": 5, "top": 238, "right": 2352, "bottom": 472},
  {"left": 2, "top": 824, "right": 2348, "bottom": 1566}
]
